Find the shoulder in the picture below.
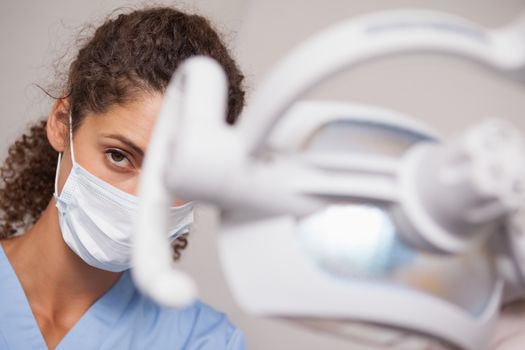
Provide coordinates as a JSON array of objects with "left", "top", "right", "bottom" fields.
[
  {"left": 133, "top": 294, "right": 246, "bottom": 350},
  {"left": 181, "top": 301, "right": 245, "bottom": 349}
]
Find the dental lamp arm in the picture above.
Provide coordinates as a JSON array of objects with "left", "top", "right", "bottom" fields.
[
  {"left": 238, "top": 9, "right": 525, "bottom": 155},
  {"left": 132, "top": 57, "right": 326, "bottom": 307},
  {"left": 131, "top": 57, "right": 229, "bottom": 307}
]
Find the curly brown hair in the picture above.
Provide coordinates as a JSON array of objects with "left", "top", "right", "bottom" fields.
[{"left": 0, "top": 7, "right": 245, "bottom": 260}]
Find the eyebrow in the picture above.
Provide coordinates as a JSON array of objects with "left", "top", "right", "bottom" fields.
[{"left": 101, "top": 134, "right": 144, "bottom": 157}]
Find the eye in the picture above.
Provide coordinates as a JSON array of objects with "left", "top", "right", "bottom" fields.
[{"left": 105, "top": 149, "right": 132, "bottom": 169}]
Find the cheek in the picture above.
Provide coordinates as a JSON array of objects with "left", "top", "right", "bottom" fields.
[
  {"left": 73, "top": 142, "right": 140, "bottom": 196},
  {"left": 111, "top": 175, "right": 141, "bottom": 196},
  {"left": 93, "top": 164, "right": 141, "bottom": 196}
]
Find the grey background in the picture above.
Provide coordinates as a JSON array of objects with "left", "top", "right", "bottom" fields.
[{"left": 2, "top": 1, "right": 525, "bottom": 349}]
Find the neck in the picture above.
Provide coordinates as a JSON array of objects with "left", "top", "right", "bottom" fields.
[{"left": 1, "top": 199, "right": 122, "bottom": 321}]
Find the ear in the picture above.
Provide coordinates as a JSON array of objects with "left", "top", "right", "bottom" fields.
[{"left": 46, "top": 99, "right": 71, "bottom": 153}]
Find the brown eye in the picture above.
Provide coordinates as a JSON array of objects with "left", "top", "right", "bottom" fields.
[
  {"left": 110, "top": 151, "right": 125, "bottom": 162},
  {"left": 105, "top": 149, "right": 131, "bottom": 168}
]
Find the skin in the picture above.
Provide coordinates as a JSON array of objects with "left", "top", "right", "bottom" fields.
[{"left": 1, "top": 92, "right": 184, "bottom": 349}]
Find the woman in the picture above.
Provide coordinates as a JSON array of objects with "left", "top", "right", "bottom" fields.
[{"left": 0, "top": 7, "right": 245, "bottom": 350}]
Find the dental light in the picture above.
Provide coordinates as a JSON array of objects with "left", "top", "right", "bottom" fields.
[{"left": 132, "top": 9, "right": 525, "bottom": 349}]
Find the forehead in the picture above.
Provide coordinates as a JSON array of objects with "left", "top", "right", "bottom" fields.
[{"left": 78, "top": 93, "right": 164, "bottom": 149}]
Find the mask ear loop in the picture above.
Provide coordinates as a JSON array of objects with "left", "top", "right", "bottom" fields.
[
  {"left": 68, "top": 112, "right": 76, "bottom": 164},
  {"left": 53, "top": 111, "right": 75, "bottom": 198},
  {"left": 53, "top": 153, "right": 62, "bottom": 199}
]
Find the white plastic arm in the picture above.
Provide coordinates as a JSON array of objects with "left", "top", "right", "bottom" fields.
[
  {"left": 132, "top": 57, "right": 228, "bottom": 307},
  {"left": 238, "top": 9, "right": 525, "bottom": 155}
]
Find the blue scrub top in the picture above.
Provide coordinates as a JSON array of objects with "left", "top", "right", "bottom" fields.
[{"left": 0, "top": 245, "right": 246, "bottom": 349}]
